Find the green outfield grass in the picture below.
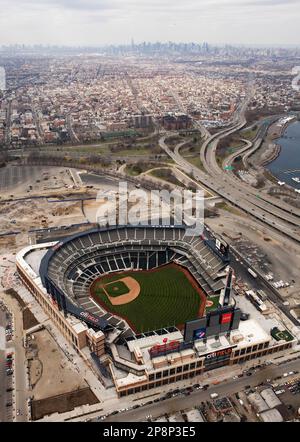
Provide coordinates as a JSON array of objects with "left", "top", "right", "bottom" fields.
[
  {"left": 271, "top": 327, "right": 294, "bottom": 342},
  {"left": 90, "top": 264, "right": 205, "bottom": 333},
  {"left": 205, "top": 295, "right": 220, "bottom": 312}
]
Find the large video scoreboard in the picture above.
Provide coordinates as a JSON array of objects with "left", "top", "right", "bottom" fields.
[{"left": 184, "top": 307, "right": 241, "bottom": 343}]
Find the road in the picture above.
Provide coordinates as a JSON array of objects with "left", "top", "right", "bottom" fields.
[
  {"left": 201, "top": 119, "right": 300, "bottom": 225},
  {"left": 0, "top": 309, "right": 7, "bottom": 422},
  {"left": 66, "top": 112, "right": 80, "bottom": 143},
  {"left": 229, "top": 250, "right": 299, "bottom": 326},
  {"left": 103, "top": 359, "right": 300, "bottom": 422},
  {"left": 4, "top": 98, "right": 12, "bottom": 145},
  {"left": 0, "top": 292, "right": 28, "bottom": 422},
  {"left": 158, "top": 110, "right": 300, "bottom": 243}
]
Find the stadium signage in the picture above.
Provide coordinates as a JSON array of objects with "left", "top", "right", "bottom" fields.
[
  {"left": 221, "top": 312, "right": 232, "bottom": 324},
  {"left": 149, "top": 340, "right": 180, "bottom": 357},
  {"left": 193, "top": 327, "right": 206, "bottom": 340},
  {"left": 80, "top": 311, "right": 99, "bottom": 324},
  {"left": 205, "top": 347, "right": 233, "bottom": 361},
  {"left": 215, "top": 238, "right": 229, "bottom": 255}
]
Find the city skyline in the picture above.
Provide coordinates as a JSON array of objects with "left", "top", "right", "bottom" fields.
[{"left": 1, "top": 0, "right": 300, "bottom": 46}]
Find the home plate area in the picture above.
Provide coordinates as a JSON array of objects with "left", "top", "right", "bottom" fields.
[{"left": 97, "top": 277, "right": 141, "bottom": 306}]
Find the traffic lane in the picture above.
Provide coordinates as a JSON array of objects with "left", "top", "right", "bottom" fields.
[
  {"left": 202, "top": 126, "right": 300, "bottom": 224},
  {"left": 230, "top": 257, "right": 267, "bottom": 292},
  {"left": 12, "top": 314, "right": 27, "bottom": 422},
  {"left": 0, "top": 310, "right": 6, "bottom": 421},
  {"left": 164, "top": 125, "right": 300, "bottom": 231},
  {"left": 103, "top": 360, "right": 300, "bottom": 422},
  {"left": 230, "top": 251, "right": 299, "bottom": 325}
]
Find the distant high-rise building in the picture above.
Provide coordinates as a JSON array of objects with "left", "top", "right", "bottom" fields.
[
  {"left": 0, "top": 67, "right": 6, "bottom": 91},
  {"left": 132, "top": 114, "right": 153, "bottom": 128}
]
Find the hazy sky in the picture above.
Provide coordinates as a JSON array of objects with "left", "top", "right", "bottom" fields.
[{"left": 1, "top": 0, "right": 300, "bottom": 46}]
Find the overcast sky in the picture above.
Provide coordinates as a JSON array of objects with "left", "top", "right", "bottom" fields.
[{"left": 1, "top": 0, "right": 300, "bottom": 46}]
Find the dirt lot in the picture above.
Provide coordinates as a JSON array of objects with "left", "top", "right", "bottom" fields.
[
  {"left": 23, "top": 307, "right": 39, "bottom": 330},
  {"left": 0, "top": 197, "right": 85, "bottom": 235},
  {"left": 31, "top": 388, "right": 99, "bottom": 421},
  {"left": 27, "top": 329, "right": 87, "bottom": 401},
  {"left": 0, "top": 166, "right": 75, "bottom": 198}
]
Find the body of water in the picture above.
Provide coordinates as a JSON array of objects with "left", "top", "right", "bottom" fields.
[{"left": 267, "top": 120, "right": 300, "bottom": 189}]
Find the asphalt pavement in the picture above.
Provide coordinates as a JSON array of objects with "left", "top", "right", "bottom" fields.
[{"left": 103, "top": 359, "right": 300, "bottom": 422}]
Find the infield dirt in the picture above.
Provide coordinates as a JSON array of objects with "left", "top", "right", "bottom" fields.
[{"left": 90, "top": 263, "right": 206, "bottom": 333}]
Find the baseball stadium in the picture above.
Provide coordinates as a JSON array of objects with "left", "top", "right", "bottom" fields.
[
  {"left": 16, "top": 224, "right": 295, "bottom": 397},
  {"left": 39, "top": 225, "right": 227, "bottom": 337}
]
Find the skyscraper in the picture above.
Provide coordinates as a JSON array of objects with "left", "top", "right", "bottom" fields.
[{"left": 0, "top": 67, "right": 6, "bottom": 91}]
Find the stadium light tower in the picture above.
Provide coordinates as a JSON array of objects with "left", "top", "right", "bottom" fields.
[{"left": 218, "top": 267, "right": 235, "bottom": 308}]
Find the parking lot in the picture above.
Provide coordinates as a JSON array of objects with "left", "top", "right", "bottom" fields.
[
  {"left": 0, "top": 166, "right": 41, "bottom": 193},
  {"left": 0, "top": 165, "right": 75, "bottom": 197},
  {"left": 0, "top": 300, "right": 14, "bottom": 422}
]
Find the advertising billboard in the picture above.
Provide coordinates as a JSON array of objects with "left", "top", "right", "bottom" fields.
[
  {"left": 215, "top": 238, "right": 229, "bottom": 258},
  {"left": 205, "top": 347, "right": 233, "bottom": 362},
  {"left": 193, "top": 327, "right": 206, "bottom": 340},
  {"left": 221, "top": 312, "right": 233, "bottom": 324},
  {"left": 184, "top": 317, "right": 207, "bottom": 342},
  {"left": 184, "top": 307, "right": 242, "bottom": 342},
  {"left": 149, "top": 340, "right": 181, "bottom": 358}
]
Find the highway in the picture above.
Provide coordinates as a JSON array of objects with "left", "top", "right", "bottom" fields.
[
  {"left": 201, "top": 116, "right": 300, "bottom": 224},
  {"left": 158, "top": 96, "right": 300, "bottom": 243},
  {"left": 159, "top": 134, "right": 300, "bottom": 242},
  {"left": 102, "top": 359, "right": 300, "bottom": 422},
  {"left": 199, "top": 98, "right": 300, "bottom": 219}
]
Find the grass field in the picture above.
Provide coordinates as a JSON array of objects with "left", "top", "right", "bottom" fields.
[
  {"left": 90, "top": 264, "right": 206, "bottom": 333},
  {"left": 271, "top": 327, "right": 294, "bottom": 342},
  {"left": 205, "top": 295, "right": 220, "bottom": 313}
]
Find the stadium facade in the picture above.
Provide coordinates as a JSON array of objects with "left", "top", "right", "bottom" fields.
[{"left": 16, "top": 225, "right": 297, "bottom": 397}]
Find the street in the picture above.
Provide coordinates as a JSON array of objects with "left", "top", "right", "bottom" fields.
[
  {"left": 102, "top": 359, "right": 300, "bottom": 422},
  {"left": 0, "top": 292, "right": 28, "bottom": 422}
]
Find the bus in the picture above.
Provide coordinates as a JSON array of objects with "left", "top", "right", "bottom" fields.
[{"left": 247, "top": 268, "right": 257, "bottom": 279}]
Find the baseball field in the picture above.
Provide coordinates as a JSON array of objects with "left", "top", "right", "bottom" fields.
[{"left": 90, "top": 263, "right": 207, "bottom": 333}]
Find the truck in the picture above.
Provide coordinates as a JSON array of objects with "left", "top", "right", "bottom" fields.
[{"left": 247, "top": 268, "right": 257, "bottom": 279}]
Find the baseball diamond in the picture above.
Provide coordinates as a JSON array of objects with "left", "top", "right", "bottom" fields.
[
  {"left": 90, "top": 263, "right": 207, "bottom": 333},
  {"left": 95, "top": 277, "right": 141, "bottom": 306}
]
